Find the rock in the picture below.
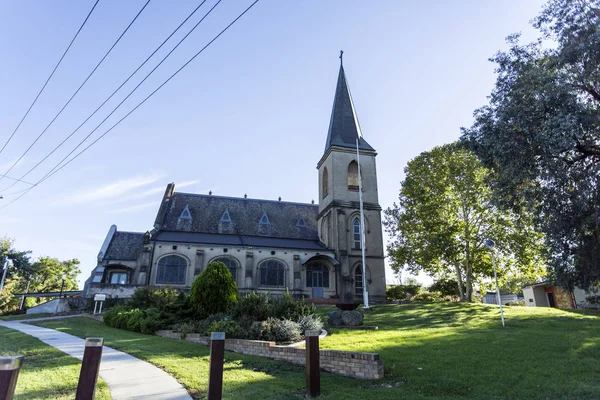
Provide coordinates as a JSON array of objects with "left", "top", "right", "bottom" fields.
[
  {"left": 327, "top": 310, "right": 342, "bottom": 326},
  {"left": 341, "top": 310, "right": 364, "bottom": 326}
]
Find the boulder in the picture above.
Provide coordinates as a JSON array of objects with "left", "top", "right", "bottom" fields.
[
  {"left": 327, "top": 310, "right": 343, "bottom": 326},
  {"left": 341, "top": 310, "right": 364, "bottom": 326}
]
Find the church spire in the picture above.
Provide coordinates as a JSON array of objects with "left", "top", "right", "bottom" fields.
[{"left": 324, "top": 53, "right": 374, "bottom": 154}]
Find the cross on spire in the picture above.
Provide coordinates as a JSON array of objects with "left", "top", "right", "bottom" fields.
[{"left": 339, "top": 50, "right": 344, "bottom": 65}]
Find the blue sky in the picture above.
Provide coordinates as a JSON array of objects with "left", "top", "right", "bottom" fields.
[{"left": 0, "top": 0, "right": 546, "bottom": 287}]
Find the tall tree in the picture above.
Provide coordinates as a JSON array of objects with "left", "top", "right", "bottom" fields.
[
  {"left": 384, "top": 144, "right": 546, "bottom": 301},
  {"left": 461, "top": 0, "right": 600, "bottom": 290}
]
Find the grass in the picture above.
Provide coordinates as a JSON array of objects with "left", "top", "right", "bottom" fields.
[
  {"left": 0, "top": 326, "right": 111, "bottom": 400},
  {"left": 33, "top": 303, "right": 600, "bottom": 400},
  {"left": 0, "top": 313, "right": 53, "bottom": 321}
]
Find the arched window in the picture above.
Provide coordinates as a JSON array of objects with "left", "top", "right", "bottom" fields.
[
  {"left": 347, "top": 161, "right": 363, "bottom": 190},
  {"left": 306, "top": 263, "right": 329, "bottom": 288},
  {"left": 355, "top": 265, "right": 363, "bottom": 295},
  {"left": 353, "top": 218, "right": 361, "bottom": 249},
  {"left": 259, "top": 260, "right": 286, "bottom": 287},
  {"left": 322, "top": 167, "right": 329, "bottom": 198},
  {"left": 156, "top": 255, "right": 187, "bottom": 284},
  {"left": 211, "top": 257, "right": 238, "bottom": 282}
]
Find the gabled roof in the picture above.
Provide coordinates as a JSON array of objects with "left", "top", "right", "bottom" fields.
[
  {"left": 103, "top": 231, "right": 145, "bottom": 261},
  {"left": 324, "top": 62, "right": 375, "bottom": 154},
  {"left": 155, "top": 191, "right": 320, "bottom": 241}
]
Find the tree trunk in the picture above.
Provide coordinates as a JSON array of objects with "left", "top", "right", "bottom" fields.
[
  {"left": 464, "top": 260, "right": 473, "bottom": 302},
  {"left": 454, "top": 264, "right": 466, "bottom": 301}
]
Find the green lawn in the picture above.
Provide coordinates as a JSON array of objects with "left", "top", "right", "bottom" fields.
[
  {"left": 34, "top": 303, "right": 600, "bottom": 400},
  {"left": 0, "top": 326, "right": 111, "bottom": 400},
  {"left": 0, "top": 313, "right": 53, "bottom": 321}
]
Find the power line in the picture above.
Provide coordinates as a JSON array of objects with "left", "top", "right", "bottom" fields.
[
  {"left": 0, "top": 0, "right": 100, "bottom": 158},
  {"left": 0, "top": 0, "right": 210, "bottom": 194},
  {"left": 0, "top": 0, "right": 151, "bottom": 186},
  {"left": 1, "top": 0, "right": 260, "bottom": 210},
  {"left": 4, "top": 0, "right": 223, "bottom": 194},
  {"left": 0, "top": 174, "right": 35, "bottom": 186}
]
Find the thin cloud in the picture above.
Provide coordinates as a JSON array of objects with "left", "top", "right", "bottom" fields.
[
  {"left": 57, "top": 174, "right": 165, "bottom": 205},
  {"left": 106, "top": 179, "right": 201, "bottom": 205},
  {"left": 0, "top": 157, "right": 26, "bottom": 174},
  {"left": 107, "top": 201, "right": 157, "bottom": 214}
]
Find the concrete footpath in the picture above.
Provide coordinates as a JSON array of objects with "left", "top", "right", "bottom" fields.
[{"left": 0, "top": 319, "right": 191, "bottom": 400}]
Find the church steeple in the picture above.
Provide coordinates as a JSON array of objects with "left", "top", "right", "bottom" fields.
[{"left": 324, "top": 53, "right": 375, "bottom": 154}]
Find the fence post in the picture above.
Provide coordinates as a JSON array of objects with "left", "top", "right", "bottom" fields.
[
  {"left": 305, "top": 330, "right": 321, "bottom": 397},
  {"left": 75, "top": 338, "right": 103, "bottom": 400},
  {"left": 207, "top": 332, "right": 225, "bottom": 400},
  {"left": 0, "top": 356, "right": 23, "bottom": 400}
]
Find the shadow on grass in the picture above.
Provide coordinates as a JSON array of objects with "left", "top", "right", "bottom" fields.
[{"left": 34, "top": 306, "right": 600, "bottom": 400}]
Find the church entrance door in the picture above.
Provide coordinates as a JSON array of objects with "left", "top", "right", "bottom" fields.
[{"left": 311, "top": 270, "right": 324, "bottom": 298}]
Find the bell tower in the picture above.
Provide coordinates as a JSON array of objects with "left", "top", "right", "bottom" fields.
[{"left": 317, "top": 54, "right": 386, "bottom": 303}]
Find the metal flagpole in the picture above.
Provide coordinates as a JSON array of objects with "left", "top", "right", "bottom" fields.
[
  {"left": 356, "top": 139, "right": 369, "bottom": 309},
  {"left": 0, "top": 259, "right": 10, "bottom": 298}
]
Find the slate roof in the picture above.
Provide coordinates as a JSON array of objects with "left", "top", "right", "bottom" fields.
[
  {"left": 155, "top": 192, "right": 320, "bottom": 241},
  {"left": 324, "top": 63, "right": 375, "bottom": 153},
  {"left": 104, "top": 231, "right": 145, "bottom": 261},
  {"left": 153, "top": 231, "right": 329, "bottom": 251}
]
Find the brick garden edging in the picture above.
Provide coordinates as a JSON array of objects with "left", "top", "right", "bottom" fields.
[{"left": 155, "top": 330, "right": 384, "bottom": 380}]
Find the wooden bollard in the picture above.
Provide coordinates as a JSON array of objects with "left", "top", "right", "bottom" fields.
[
  {"left": 75, "top": 338, "right": 103, "bottom": 400},
  {"left": 207, "top": 332, "right": 225, "bottom": 400},
  {"left": 0, "top": 356, "right": 23, "bottom": 400},
  {"left": 305, "top": 330, "right": 321, "bottom": 397}
]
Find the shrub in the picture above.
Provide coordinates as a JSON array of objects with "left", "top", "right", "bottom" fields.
[
  {"left": 259, "top": 318, "right": 302, "bottom": 343},
  {"left": 412, "top": 291, "right": 442, "bottom": 302},
  {"left": 190, "top": 262, "right": 238, "bottom": 317},
  {"left": 207, "top": 320, "right": 244, "bottom": 338},
  {"left": 267, "top": 291, "right": 315, "bottom": 320},
  {"left": 104, "top": 306, "right": 166, "bottom": 334},
  {"left": 507, "top": 301, "right": 525, "bottom": 307},
  {"left": 386, "top": 285, "right": 421, "bottom": 301},
  {"left": 232, "top": 292, "right": 270, "bottom": 321},
  {"left": 428, "top": 279, "right": 465, "bottom": 297},
  {"left": 586, "top": 295, "right": 600, "bottom": 305},
  {"left": 298, "top": 314, "right": 323, "bottom": 333},
  {"left": 129, "top": 286, "right": 182, "bottom": 310},
  {"left": 103, "top": 305, "right": 129, "bottom": 327},
  {"left": 125, "top": 309, "right": 144, "bottom": 332}
]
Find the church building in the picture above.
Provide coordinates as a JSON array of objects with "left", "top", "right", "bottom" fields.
[{"left": 84, "top": 60, "right": 387, "bottom": 303}]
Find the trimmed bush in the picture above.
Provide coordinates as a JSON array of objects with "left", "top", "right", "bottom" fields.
[{"left": 190, "top": 262, "right": 238, "bottom": 316}]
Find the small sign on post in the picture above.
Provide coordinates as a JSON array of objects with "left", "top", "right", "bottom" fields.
[
  {"left": 305, "top": 330, "right": 321, "bottom": 397},
  {"left": 207, "top": 332, "right": 225, "bottom": 400},
  {"left": 93, "top": 294, "right": 106, "bottom": 315},
  {"left": 75, "top": 338, "right": 103, "bottom": 400},
  {"left": 0, "top": 356, "right": 23, "bottom": 400}
]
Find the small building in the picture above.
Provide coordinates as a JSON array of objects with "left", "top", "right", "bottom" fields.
[
  {"left": 482, "top": 292, "right": 519, "bottom": 305},
  {"left": 522, "top": 283, "right": 575, "bottom": 309}
]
